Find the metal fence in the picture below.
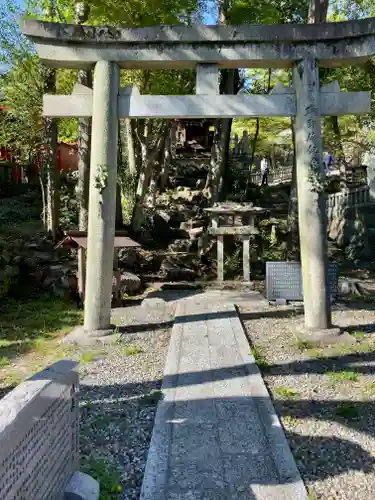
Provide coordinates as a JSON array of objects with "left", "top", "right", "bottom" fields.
[{"left": 326, "top": 185, "right": 370, "bottom": 210}]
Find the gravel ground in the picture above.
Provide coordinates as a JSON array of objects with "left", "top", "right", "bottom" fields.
[
  {"left": 78, "top": 302, "right": 173, "bottom": 500},
  {"left": 240, "top": 301, "right": 375, "bottom": 500}
]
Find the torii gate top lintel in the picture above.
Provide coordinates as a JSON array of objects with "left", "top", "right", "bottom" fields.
[{"left": 21, "top": 17, "right": 375, "bottom": 70}]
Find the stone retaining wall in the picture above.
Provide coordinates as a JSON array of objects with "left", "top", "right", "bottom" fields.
[{"left": 0, "top": 360, "right": 79, "bottom": 500}]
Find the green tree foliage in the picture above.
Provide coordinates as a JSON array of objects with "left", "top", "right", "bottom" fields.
[{"left": 0, "top": 52, "right": 49, "bottom": 163}]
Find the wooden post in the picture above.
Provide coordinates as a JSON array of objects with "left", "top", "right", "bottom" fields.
[
  {"left": 242, "top": 214, "right": 254, "bottom": 282},
  {"left": 243, "top": 236, "right": 250, "bottom": 282},
  {"left": 78, "top": 248, "right": 86, "bottom": 298},
  {"left": 212, "top": 216, "right": 224, "bottom": 281},
  {"left": 217, "top": 236, "right": 224, "bottom": 281}
]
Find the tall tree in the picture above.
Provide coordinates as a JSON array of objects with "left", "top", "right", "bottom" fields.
[
  {"left": 288, "top": 0, "right": 329, "bottom": 256},
  {"left": 75, "top": 1, "right": 92, "bottom": 299},
  {"left": 204, "top": 0, "right": 240, "bottom": 202}
]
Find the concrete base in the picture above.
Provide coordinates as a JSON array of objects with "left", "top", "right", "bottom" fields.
[
  {"left": 297, "top": 325, "right": 356, "bottom": 347},
  {"left": 64, "top": 325, "right": 117, "bottom": 346},
  {"left": 204, "top": 280, "right": 255, "bottom": 290},
  {"left": 64, "top": 471, "right": 99, "bottom": 500}
]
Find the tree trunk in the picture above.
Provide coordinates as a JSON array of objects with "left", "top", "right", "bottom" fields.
[
  {"left": 44, "top": 69, "right": 59, "bottom": 240},
  {"left": 132, "top": 120, "right": 150, "bottom": 232},
  {"left": 115, "top": 123, "right": 124, "bottom": 228},
  {"left": 160, "top": 124, "right": 172, "bottom": 191},
  {"left": 288, "top": 116, "right": 299, "bottom": 258},
  {"left": 204, "top": 71, "right": 239, "bottom": 202},
  {"left": 132, "top": 147, "right": 151, "bottom": 231},
  {"left": 76, "top": 69, "right": 92, "bottom": 299},
  {"left": 76, "top": 74, "right": 92, "bottom": 231},
  {"left": 308, "top": 0, "right": 329, "bottom": 23},
  {"left": 250, "top": 118, "right": 260, "bottom": 168},
  {"left": 116, "top": 182, "right": 123, "bottom": 228},
  {"left": 39, "top": 169, "right": 47, "bottom": 227},
  {"left": 147, "top": 123, "right": 170, "bottom": 203},
  {"left": 132, "top": 120, "right": 167, "bottom": 232},
  {"left": 245, "top": 118, "right": 260, "bottom": 198},
  {"left": 287, "top": 0, "right": 329, "bottom": 254},
  {"left": 74, "top": 4, "right": 92, "bottom": 300},
  {"left": 204, "top": 1, "right": 239, "bottom": 203},
  {"left": 125, "top": 118, "right": 137, "bottom": 176}
]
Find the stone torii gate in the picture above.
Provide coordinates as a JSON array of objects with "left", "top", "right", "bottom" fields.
[{"left": 21, "top": 18, "right": 374, "bottom": 338}]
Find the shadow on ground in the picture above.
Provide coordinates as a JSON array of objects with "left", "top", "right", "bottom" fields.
[
  {"left": 75, "top": 373, "right": 375, "bottom": 498},
  {"left": 0, "top": 296, "right": 83, "bottom": 362},
  {"left": 2, "top": 305, "right": 375, "bottom": 497}
]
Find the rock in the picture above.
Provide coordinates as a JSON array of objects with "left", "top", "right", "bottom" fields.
[
  {"left": 118, "top": 247, "right": 137, "bottom": 268},
  {"left": 154, "top": 209, "right": 171, "bottom": 224},
  {"left": 167, "top": 267, "right": 197, "bottom": 281},
  {"left": 172, "top": 187, "right": 203, "bottom": 204},
  {"left": 25, "top": 242, "right": 39, "bottom": 250},
  {"left": 142, "top": 297, "right": 165, "bottom": 308},
  {"left": 180, "top": 218, "right": 207, "bottom": 230},
  {"left": 120, "top": 271, "right": 142, "bottom": 295},
  {"left": 198, "top": 232, "right": 216, "bottom": 258},
  {"left": 196, "top": 178, "right": 205, "bottom": 189},
  {"left": 160, "top": 255, "right": 197, "bottom": 281},
  {"left": 40, "top": 264, "right": 75, "bottom": 295},
  {"left": 4, "top": 264, "right": 19, "bottom": 278},
  {"left": 338, "top": 278, "right": 368, "bottom": 296},
  {"left": 167, "top": 239, "right": 196, "bottom": 253},
  {"left": 41, "top": 275, "right": 56, "bottom": 289},
  {"left": 34, "top": 251, "right": 54, "bottom": 264},
  {"left": 23, "top": 256, "right": 38, "bottom": 270},
  {"left": 169, "top": 211, "right": 186, "bottom": 227},
  {"left": 188, "top": 226, "right": 204, "bottom": 240},
  {"left": 169, "top": 228, "right": 190, "bottom": 240},
  {"left": 136, "top": 249, "right": 163, "bottom": 272},
  {"left": 137, "top": 229, "right": 154, "bottom": 245},
  {"left": 152, "top": 211, "right": 172, "bottom": 239}
]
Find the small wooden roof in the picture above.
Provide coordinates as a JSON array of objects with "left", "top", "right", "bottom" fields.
[{"left": 56, "top": 230, "right": 141, "bottom": 250}]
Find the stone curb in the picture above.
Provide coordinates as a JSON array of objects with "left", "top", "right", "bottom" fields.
[
  {"left": 233, "top": 305, "right": 308, "bottom": 497},
  {"left": 139, "top": 301, "right": 184, "bottom": 500}
]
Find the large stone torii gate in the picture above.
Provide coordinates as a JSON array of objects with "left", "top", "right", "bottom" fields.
[{"left": 21, "top": 18, "right": 374, "bottom": 338}]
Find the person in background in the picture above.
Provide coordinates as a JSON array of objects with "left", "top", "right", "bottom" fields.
[
  {"left": 260, "top": 155, "right": 269, "bottom": 186},
  {"left": 324, "top": 151, "right": 334, "bottom": 171}
]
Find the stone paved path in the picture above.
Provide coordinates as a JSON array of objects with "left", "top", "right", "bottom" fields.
[{"left": 140, "top": 292, "right": 308, "bottom": 499}]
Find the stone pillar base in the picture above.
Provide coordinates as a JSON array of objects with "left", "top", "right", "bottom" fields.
[
  {"left": 64, "top": 325, "right": 117, "bottom": 346},
  {"left": 297, "top": 325, "right": 356, "bottom": 347}
]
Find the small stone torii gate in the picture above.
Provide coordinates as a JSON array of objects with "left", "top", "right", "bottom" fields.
[{"left": 21, "top": 18, "right": 374, "bottom": 338}]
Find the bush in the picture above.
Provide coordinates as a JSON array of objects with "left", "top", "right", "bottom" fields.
[{"left": 59, "top": 172, "right": 78, "bottom": 230}]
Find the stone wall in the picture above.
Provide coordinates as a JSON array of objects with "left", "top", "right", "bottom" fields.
[{"left": 0, "top": 360, "right": 79, "bottom": 500}]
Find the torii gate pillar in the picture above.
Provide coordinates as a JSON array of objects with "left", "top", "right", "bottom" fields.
[
  {"left": 84, "top": 61, "right": 119, "bottom": 336},
  {"left": 293, "top": 57, "right": 332, "bottom": 332}
]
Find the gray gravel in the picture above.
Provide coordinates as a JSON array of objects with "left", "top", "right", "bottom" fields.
[
  {"left": 240, "top": 302, "right": 375, "bottom": 500},
  {"left": 78, "top": 303, "right": 173, "bottom": 500}
]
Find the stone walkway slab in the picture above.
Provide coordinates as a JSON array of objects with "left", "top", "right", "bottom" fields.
[{"left": 140, "top": 293, "right": 308, "bottom": 499}]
